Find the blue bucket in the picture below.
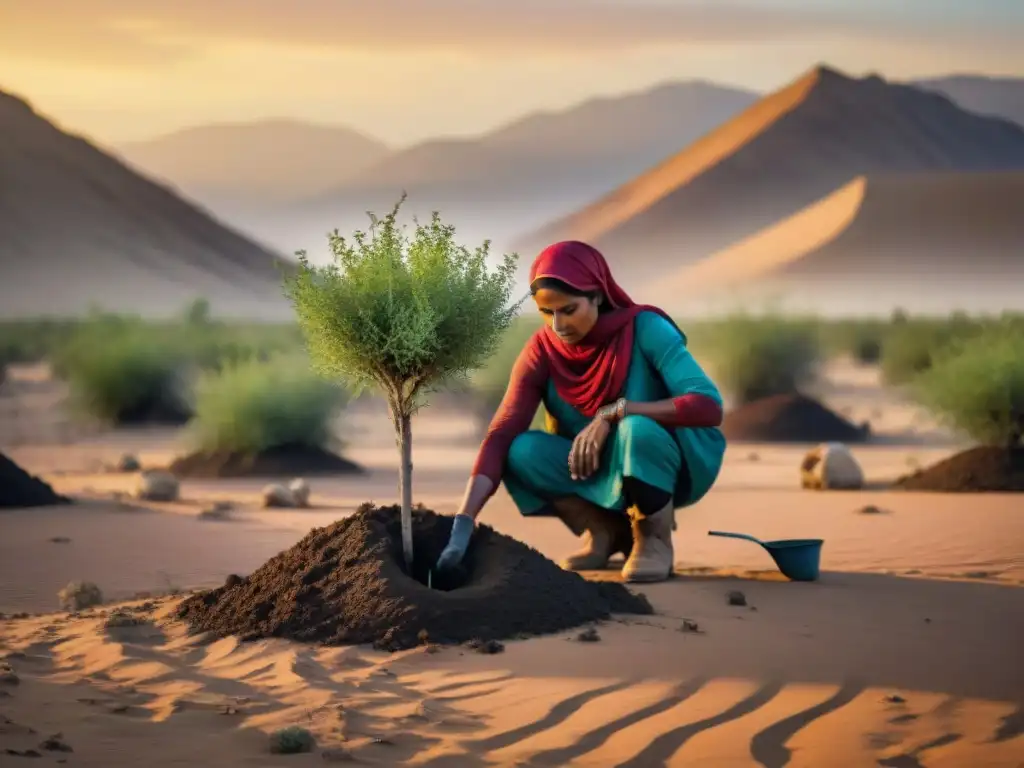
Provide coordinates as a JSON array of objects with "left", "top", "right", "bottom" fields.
[{"left": 708, "top": 531, "right": 823, "bottom": 582}]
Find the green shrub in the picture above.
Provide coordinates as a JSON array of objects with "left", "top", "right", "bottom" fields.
[
  {"left": 191, "top": 358, "right": 347, "bottom": 454},
  {"left": 268, "top": 726, "right": 316, "bottom": 754},
  {"left": 706, "top": 313, "right": 821, "bottom": 404},
  {"left": 913, "top": 325, "right": 1024, "bottom": 448},
  {"left": 64, "top": 332, "right": 191, "bottom": 425},
  {"left": 58, "top": 581, "right": 104, "bottom": 611},
  {"left": 879, "top": 316, "right": 985, "bottom": 385}
]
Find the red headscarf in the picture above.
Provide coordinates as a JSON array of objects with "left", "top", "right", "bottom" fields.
[{"left": 527, "top": 241, "right": 681, "bottom": 417}]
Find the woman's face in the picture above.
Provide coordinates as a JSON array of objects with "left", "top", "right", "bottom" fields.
[{"left": 533, "top": 287, "right": 601, "bottom": 345}]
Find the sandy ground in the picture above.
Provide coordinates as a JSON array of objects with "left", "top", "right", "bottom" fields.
[{"left": 1, "top": 361, "right": 1022, "bottom": 766}]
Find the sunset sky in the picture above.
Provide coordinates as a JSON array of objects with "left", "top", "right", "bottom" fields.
[{"left": 3, "top": 0, "right": 1022, "bottom": 146}]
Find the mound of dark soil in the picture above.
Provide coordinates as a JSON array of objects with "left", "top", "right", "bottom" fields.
[
  {"left": 0, "top": 453, "right": 71, "bottom": 508},
  {"left": 177, "top": 503, "right": 653, "bottom": 650},
  {"left": 169, "top": 443, "right": 363, "bottom": 478},
  {"left": 722, "top": 393, "right": 870, "bottom": 443},
  {"left": 893, "top": 447, "right": 1024, "bottom": 492}
]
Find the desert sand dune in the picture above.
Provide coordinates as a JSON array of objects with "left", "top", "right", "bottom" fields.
[
  {"left": 0, "top": 91, "right": 294, "bottom": 320},
  {"left": 645, "top": 171, "right": 1024, "bottom": 314},
  {"left": 1, "top": 358, "right": 1023, "bottom": 765},
  {"left": 517, "top": 65, "right": 1024, "bottom": 288},
  {"left": 0, "top": 529, "right": 1020, "bottom": 766}
]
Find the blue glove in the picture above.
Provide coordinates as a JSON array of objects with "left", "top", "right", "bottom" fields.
[{"left": 436, "top": 514, "right": 474, "bottom": 571}]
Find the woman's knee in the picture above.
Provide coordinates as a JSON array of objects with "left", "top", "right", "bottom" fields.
[
  {"left": 618, "top": 414, "right": 671, "bottom": 444},
  {"left": 617, "top": 414, "right": 683, "bottom": 481},
  {"left": 507, "top": 430, "right": 563, "bottom": 476}
]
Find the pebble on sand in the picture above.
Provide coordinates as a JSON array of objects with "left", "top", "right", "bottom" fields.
[{"left": 727, "top": 590, "right": 748, "bottom": 607}]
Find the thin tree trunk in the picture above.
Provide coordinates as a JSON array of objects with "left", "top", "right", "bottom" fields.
[{"left": 397, "top": 411, "right": 414, "bottom": 569}]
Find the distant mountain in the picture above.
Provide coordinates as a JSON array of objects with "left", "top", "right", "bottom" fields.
[
  {"left": 281, "top": 81, "right": 758, "bottom": 253},
  {"left": 518, "top": 65, "right": 1024, "bottom": 288},
  {"left": 0, "top": 90, "right": 293, "bottom": 319},
  {"left": 914, "top": 75, "right": 1024, "bottom": 128},
  {"left": 645, "top": 172, "right": 1024, "bottom": 315},
  {"left": 117, "top": 120, "right": 391, "bottom": 206}
]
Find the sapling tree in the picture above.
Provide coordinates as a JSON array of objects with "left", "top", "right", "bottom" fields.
[{"left": 283, "top": 195, "right": 522, "bottom": 566}]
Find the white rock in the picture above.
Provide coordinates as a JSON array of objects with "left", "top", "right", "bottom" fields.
[
  {"left": 261, "top": 484, "right": 296, "bottom": 508},
  {"left": 288, "top": 478, "right": 310, "bottom": 508},
  {"left": 800, "top": 443, "right": 864, "bottom": 491},
  {"left": 135, "top": 470, "right": 179, "bottom": 501},
  {"left": 116, "top": 453, "right": 141, "bottom": 472}
]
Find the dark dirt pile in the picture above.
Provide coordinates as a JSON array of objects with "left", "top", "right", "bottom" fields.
[
  {"left": 893, "top": 447, "right": 1024, "bottom": 492},
  {"left": 722, "top": 393, "right": 870, "bottom": 443},
  {"left": 0, "top": 453, "right": 70, "bottom": 508},
  {"left": 177, "top": 503, "right": 653, "bottom": 650},
  {"left": 169, "top": 444, "right": 363, "bottom": 478}
]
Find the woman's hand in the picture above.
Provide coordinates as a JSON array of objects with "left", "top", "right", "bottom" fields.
[
  {"left": 569, "top": 418, "right": 612, "bottom": 480},
  {"left": 436, "top": 513, "right": 475, "bottom": 571}
]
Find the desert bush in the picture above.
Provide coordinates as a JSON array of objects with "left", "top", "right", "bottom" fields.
[
  {"left": 705, "top": 313, "right": 821, "bottom": 404},
  {"left": 104, "top": 609, "right": 145, "bottom": 628},
  {"left": 268, "top": 726, "right": 316, "bottom": 754},
  {"left": 913, "top": 324, "right": 1024, "bottom": 448},
  {"left": 190, "top": 358, "right": 347, "bottom": 454},
  {"left": 62, "top": 329, "right": 192, "bottom": 425},
  {"left": 58, "top": 581, "right": 104, "bottom": 611},
  {"left": 819, "top": 319, "right": 888, "bottom": 364},
  {"left": 879, "top": 315, "right": 985, "bottom": 385}
]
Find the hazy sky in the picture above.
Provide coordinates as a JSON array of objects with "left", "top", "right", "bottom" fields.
[{"left": 3, "top": 0, "right": 1022, "bottom": 146}]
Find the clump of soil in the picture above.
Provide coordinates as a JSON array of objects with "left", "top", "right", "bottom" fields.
[
  {"left": 893, "top": 447, "right": 1024, "bottom": 492},
  {"left": 169, "top": 443, "right": 363, "bottom": 478},
  {"left": 0, "top": 453, "right": 70, "bottom": 509},
  {"left": 722, "top": 393, "right": 870, "bottom": 443},
  {"left": 177, "top": 503, "right": 653, "bottom": 651}
]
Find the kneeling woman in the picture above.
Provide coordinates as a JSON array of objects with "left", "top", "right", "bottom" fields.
[{"left": 437, "top": 241, "right": 726, "bottom": 583}]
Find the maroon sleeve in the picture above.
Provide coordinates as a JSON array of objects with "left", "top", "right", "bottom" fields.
[
  {"left": 470, "top": 337, "right": 548, "bottom": 489},
  {"left": 664, "top": 393, "right": 724, "bottom": 428}
]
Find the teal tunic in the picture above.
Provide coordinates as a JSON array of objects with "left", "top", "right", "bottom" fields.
[{"left": 502, "top": 311, "right": 726, "bottom": 517}]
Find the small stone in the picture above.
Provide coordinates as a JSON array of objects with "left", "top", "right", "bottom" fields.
[
  {"left": 116, "top": 453, "right": 141, "bottom": 473},
  {"left": 289, "top": 478, "right": 311, "bottom": 508},
  {"left": 39, "top": 735, "right": 73, "bottom": 753},
  {"left": 197, "top": 505, "right": 231, "bottom": 521},
  {"left": 679, "top": 619, "right": 702, "bottom": 634},
  {"left": 857, "top": 505, "right": 886, "bottom": 515},
  {"left": 135, "top": 470, "right": 179, "bottom": 502},
  {"left": 727, "top": 590, "right": 747, "bottom": 607},
  {"left": 466, "top": 638, "right": 504, "bottom": 655},
  {"left": 575, "top": 627, "right": 601, "bottom": 643},
  {"left": 224, "top": 574, "right": 244, "bottom": 589},
  {"left": 883, "top": 694, "right": 907, "bottom": 704},
  {"left": 261, "top": 484, "right": 296, "bottom": 508},
  {"left": 48, "top": 536, "right": 71, "bottom": 544}
]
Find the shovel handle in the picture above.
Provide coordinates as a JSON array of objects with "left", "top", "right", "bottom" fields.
[{"left": 708, "top": 530, "right": 764, "bottom": 546}]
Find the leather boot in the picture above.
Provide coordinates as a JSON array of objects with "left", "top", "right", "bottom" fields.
[
  {"left": 554, "top": 497, "right": 632, "bottom": 571},
  {"left": 621, "top": 502, "right": 675, "bottom": 583}
]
